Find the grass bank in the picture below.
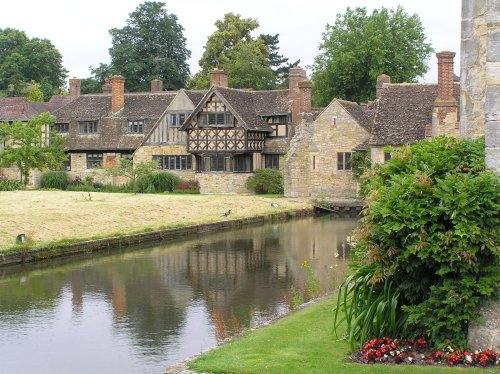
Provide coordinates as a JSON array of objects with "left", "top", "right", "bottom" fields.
[
  {"left": 0, "top": 191, "right": 310, "bottom": 253},
  {"left": 188, "top": 295, "right": 496, "bottom": 374}
]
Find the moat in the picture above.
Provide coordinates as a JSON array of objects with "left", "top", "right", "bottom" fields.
[{"left": 0, "top": 216, "right": 357, "bottom": 374}]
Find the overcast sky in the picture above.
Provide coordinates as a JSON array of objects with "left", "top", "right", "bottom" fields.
[{"left": 0, "top": 0, "right": 461, "bottom": 85}]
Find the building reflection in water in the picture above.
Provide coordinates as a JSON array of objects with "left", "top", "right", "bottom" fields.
[{"left": 0, "top": 216, "right": 358, "bottom": 373}]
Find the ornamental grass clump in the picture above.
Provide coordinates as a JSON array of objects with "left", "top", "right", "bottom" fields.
[{"left": 335, "top": 136, "right": 499, "bottom": 350}]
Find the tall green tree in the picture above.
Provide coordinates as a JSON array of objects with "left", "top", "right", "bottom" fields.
[
  {"left": 0, "top": 113, "right": 67, "bottom": 185},
  {"left": 0, "top": 28, "right": 67, "bottom": 100},
  {"left": 312, "top": 6, "right": 433, "bottom": 106},
  {"left": 190, "top": 13, "right": 291, "bottom": 90},
  {"left": 259, "top": 33, "right": 297, "bottom": 88},
  {"left": 105, "top": 1, "right": 191, "bottom": 92}
]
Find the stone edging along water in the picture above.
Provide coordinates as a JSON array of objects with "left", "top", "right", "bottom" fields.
[{"left": 0, "top": 208, "right": 314, "bottom": 267}]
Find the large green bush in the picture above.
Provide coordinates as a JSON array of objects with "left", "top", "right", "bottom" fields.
[
  {"left": 335, "top": 136, "right": 499, "bottom": 349},
  {"left": 134, "top": 171, "right": 180, "bottom": 193},
  {"left": 246, "top": 168, "right": 283, "bottom": 194},
  {"left": 40, "top": 171, "right": 68, "bottom": 190}
]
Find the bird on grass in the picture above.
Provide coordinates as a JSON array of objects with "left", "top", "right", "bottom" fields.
[
  {"left": 221, "top": 209, "right": 231, "bottom": 217},
  {"left": 271, "top": 202, "right": 279, "bottom": 208}
]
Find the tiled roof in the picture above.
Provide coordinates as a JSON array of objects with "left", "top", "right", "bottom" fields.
[
  {"left": 337, "top": 99, "right": 375, "bottom": 132},
  {"left": 0, "top": 97, "right": 43, "bottom": 121},
  {"left": 183, "top": 90, "right": 206, "bottom": 106},
  {"left": 370, "top": 83, "right": 460, "bottom": 146},
  {"left": 53, "top": 92, "right": 176, "bottom": 151},
  {"left": 215, "top": 87, "right": 290, "bottom": 131},
  {"left": 0, "top": 96, "right": 74, "bottom": 122}
]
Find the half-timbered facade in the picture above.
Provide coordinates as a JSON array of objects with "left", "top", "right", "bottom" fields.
[{"left": 177, "top": 86, "right": 294, "bottom": 193}]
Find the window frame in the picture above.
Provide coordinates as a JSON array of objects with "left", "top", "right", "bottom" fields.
[
  {"left": 127, "top": 120, "right": 144, "bottom": 134},
  {"left": 54, "top": 123, "right": 69, "bottom": 134},
  {"left": 198, "top": 112, "right": 234, "bottom": 128},
  {"left": 152, "top": 155, "right": 192, "bottom": 170},
  {"left": 337, "top": 152, "right": 352, "bottom": 171},
  {"left": 86, "top": 153, "right": 103, "bottom": 169},
  {"left": 264, "top": 154, "right": 280, "bottom": 170},
  {"left": 78, "top": 121, "right": 99, "bottom": 135}
]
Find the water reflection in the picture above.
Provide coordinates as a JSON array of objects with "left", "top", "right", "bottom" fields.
[{"left": 0, "top": 216, "right": 357, "bottom": 374}]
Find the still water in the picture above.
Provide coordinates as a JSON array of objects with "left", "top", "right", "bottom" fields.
[{"left": 0, "top": 216, "right": 357, "bottom": 374}]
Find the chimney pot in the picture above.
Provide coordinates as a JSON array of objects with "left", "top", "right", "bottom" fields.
[
  {"left": 110, "top": 75, "right": 125, "bottom": 113},
  {"left": 102, "top": 78, "right": 112, "bottom": 94},
  {"left": 69, "top": 78, "right": 81, "bottom": 98},
  {"left": 151, "top": 79, "right": 163, "bottom": 92},
  {"left": 376, "top": 74, "right": 391, "bottom": 99},
  {"left": 210, "top": 69, "right": 229, "bottom": 88}
]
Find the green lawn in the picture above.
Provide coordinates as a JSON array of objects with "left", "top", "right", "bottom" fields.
[{"left": 189, "top": 296, "right": 496, "bottom": 374}]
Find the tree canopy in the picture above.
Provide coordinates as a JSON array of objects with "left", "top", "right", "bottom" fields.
[
  {"left": 0, "top": 28, "right": 67, "bottom": 100},
  {"left": 85, "top": 1, "right": 191, "bottom": 92},
  {"left": 311, "top": 6, "right": 433, "bottom": 106},
  {"left": 0, "top": 113, "right": 67, "bottom": 185},
  {"left": 189, "top": 13, "right": 293, "bottom": 90}
]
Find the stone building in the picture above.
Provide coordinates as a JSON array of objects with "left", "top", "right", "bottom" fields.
[
  {"left": 285, "top": 52, "right": 462, "bottom": 199},
  {"left": 285, "top": 100, "right": 374, "bottom": 198},
  {"left": 461, "top": 0, "right": 500, "bottom": 172}
]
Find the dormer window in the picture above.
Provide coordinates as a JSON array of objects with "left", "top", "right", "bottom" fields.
[
  {"left": 78, "top": 121, "right": 99, "bottom": 135},
  {"left": 54, "top": 123, "right": 69, "bottom": 133},
  {"left": 128, "top": 120, "right": 144, "bottom": 134}
]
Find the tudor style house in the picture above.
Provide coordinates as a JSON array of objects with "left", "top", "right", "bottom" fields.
[
  {"left": 52, "top": 76, "right": 177, "bottom": 183},
  {"left": 135, "top": 67, "right": 312, "bottom": 193},
  {"left": 285, "top": 51, "right": 462, "bottom": 199}
]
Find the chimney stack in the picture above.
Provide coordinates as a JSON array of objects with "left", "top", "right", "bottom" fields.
[
  {"left": 151, "top": 79, "right": 163, "bottom": 92},
  {"left": 376, "top": 74, "right": 391, "bottom": 99},
  {"left": 69, "top": 78, "right": 81, "bottom": 98},
  {"left": 289, "top": 66, "right": 312, "bottom": 127},
  {"left": 110, "top": 75, "right": 125, "bottom": 113},
  {"left": 102, "top": 78, "right": 112, "bottom": 94},
  {"left": 432, "top": 51, "right": 459, "bottom": 137},
  {"left": 436, "top": 51, "right": 456, "bottom": 102},
  {"left": 210, "top": 69, "right": 229, "bottom": 88}
]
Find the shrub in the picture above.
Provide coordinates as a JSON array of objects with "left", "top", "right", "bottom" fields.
[
  {"left": 134, "top": 171, "right": 179, "bottom": 193},
  {"left": 246, "top": 168, "right": 283, "bottom": 194},
  {"left": 40, "top": 171, "right": 68, "bottom": 190},
  {"left": 0, "top": 178, "right": 23, "bottom": 191},
  {"left": 151, "top": 171, "right": 180, "bottom": 192},
  {"left": 335, "top": 136, "right": 499, "bottom": 349}
]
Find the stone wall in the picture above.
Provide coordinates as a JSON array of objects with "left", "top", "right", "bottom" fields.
[
  {"left": 461, "top": 0, "right": 500, "bottom": 171},
  {"left": 133, "top": 144, "right": 196, "bottom": 180},
  {"left": 370, "top": 147, "right": 386, "bottom": 165},
  {"left": 195, "top": 172, "right": 251, "bottom": 194},
  {"left": 285, "top": 101, "right": 370, "bottom": 198}
]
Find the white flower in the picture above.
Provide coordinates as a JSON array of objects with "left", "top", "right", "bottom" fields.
[
  {"left": 408, "top": 357, "right": 414, "bottom": 363},
  {"left": 465, "top": 355, "right": 472, "bottom": 363},
  {"left": 390, "top": 351, "right": 395, "bottom": 356},
  {"left": 447, "top": 346, "right": 454, "bottom": 353},
  {"left": 420, "top": 354, "right": 425, "bottom": 359},
  {"left": 384, "top": 354, "right": 388, "bottom": 358},
  {"left": 396, "top": 350, "right": 400, "bottom": 355}
]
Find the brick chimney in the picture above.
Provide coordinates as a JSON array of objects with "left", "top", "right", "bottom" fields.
[
  {"left": 376, "top": 74, "right": 391, "bottom": 99},
  {"left": 210, "top": 69, "right": 229, "bottom": 87},
  {"left": 299, "top": 81, "right": 312, "bottom": 113},
  {"left": 436, "top": 51, "right": 456, "bottom": 102},
  {"left": 69, "top": 78, "right": 81, "bottom": 98},
  {"left": 432, "top": 51, "right": 459, "bottom": 137},
  {"left": 289, "top": 66, "right": 312, "bottom": 127},
  {"left": 110, "top": 75, "right": 125, "bottom": 113},
  {"left": 151, "top": 79, "right": 163, "bottom": 92},
  {"left": 102, "top": 78, "right": 112, "bottom": 94}
]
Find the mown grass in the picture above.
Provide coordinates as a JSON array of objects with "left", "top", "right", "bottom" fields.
[
  {"left": 0, "top": 191, "right": 310, "bottom": 252},
  {"left": 188, "top": 296, "right": 496, "bottom": 374}
]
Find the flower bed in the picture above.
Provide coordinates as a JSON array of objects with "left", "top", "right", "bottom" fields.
[{"left": 351, "top": 337, "right": 499, "bottom": 368}]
